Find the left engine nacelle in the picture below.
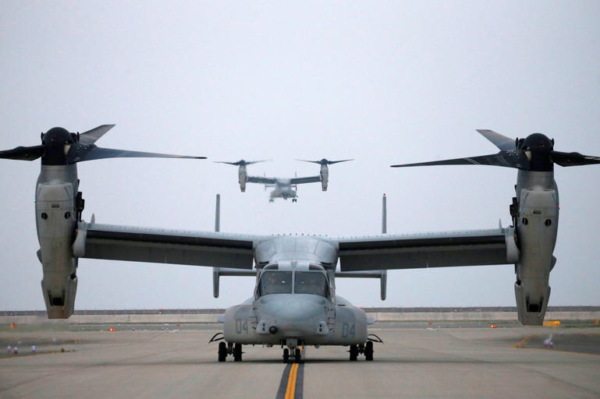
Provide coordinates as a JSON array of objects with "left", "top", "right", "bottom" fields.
[
  {"left": 36, "top": 182, "right": 78, "bottom": 319},
  {"left": 514, "top": 188, "right": 558, "bottom": 325}
]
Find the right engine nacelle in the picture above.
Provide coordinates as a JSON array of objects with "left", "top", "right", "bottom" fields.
[
  {"left": 320, "top": 164, "right": 329, "bottom": 191},
  {"left": 514, "top": 188, "right": 558, "bottom": 325},
  {"left": 238, "top": 165, "right": 247, "bottom": 192},
  {"left": 36, "top": 181, "right": 78, "bottom": 319}
]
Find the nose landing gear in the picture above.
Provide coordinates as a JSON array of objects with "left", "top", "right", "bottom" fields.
[
  {"left": 282, "top": 343, "right": 304, "bottom": 363},
  {"left": 283, "top": 348, "right": 289, "bottom": 363}
]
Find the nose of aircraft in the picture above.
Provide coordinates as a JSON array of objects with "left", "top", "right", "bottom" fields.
[{"left": 258, "top": 295, "right": 328, "bottom": 336}]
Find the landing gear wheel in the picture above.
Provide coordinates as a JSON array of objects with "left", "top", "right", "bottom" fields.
[
  {"left": 365, "top": 341, "right": 374, "bottom": 361},
  {"left": 233, "top": 343, "right": 243, "bottom": 362},
  {"left": 294, "top": 348, "right": 302, "bottom": 363},
  {"left": 283, "top": 348, "right": 289, "bottom": 363},
  {"left": 218, "top": 342, "right": 227, "bottom": 362},
  {"left": 349, "top": 345, "right": 358, "bottom": 361}
]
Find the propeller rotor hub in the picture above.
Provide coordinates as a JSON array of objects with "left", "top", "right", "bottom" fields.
[
  {"left": 520, "top": 133, "right": 554, "bottom": 171},
  {"left": 41, "top": 127, "right": 74, "bottom": 165}
]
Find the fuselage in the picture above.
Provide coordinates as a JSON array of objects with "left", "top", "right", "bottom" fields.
[
  {"left": 223, "top": 236, "right": 369, "bottom": 347},
  {"left": 269, "top": 179, "right": 297, "bottom": 200}
]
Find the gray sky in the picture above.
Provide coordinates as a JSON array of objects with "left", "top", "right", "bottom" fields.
[{"left": 1, "top": 1, "right": 599, "bottom": 311}]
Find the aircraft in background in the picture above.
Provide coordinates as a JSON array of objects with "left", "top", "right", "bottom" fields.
[
  {"left": 1, "top": 125, "right": 599, "bottom": 362},
  {"left": 215, "top": 158, "right": 352, "bottom": 202}
]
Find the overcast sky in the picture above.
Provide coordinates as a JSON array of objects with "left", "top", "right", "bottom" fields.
[{"left": 1, "top": 1, "right": 599, "bottom": 311}]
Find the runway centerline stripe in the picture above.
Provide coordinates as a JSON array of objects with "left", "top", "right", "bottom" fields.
[{"left": 276, "top": 347, "right": 305, "bottom": 399}]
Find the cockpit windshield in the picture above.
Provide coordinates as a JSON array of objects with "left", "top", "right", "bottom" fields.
[
  {"left": 259, "top": 271, "right": 292, "bottom": 295},
  {"left": 257, "top": 270, "right": 329, "bottom": 297},
  {"left": 294, "top": 272, "right": 328, "bottom": 297}
]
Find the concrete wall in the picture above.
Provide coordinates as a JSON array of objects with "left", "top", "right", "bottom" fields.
[{"left": 1, "top": 310, "right": 599, "bottom": 325}]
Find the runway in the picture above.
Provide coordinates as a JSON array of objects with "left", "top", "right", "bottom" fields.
[{"left": 1, "top": 324, "right": 599, "bottom": 399}]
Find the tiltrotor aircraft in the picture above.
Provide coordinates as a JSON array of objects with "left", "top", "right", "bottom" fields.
[
  {"left": 215, "top": 158, "right": 352, "bottom": 202},
  {"left": 1, "top": 125, "right": 599, "bottom": 363}
]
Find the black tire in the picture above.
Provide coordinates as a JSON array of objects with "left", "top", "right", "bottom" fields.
[
  {"left": 233, "top": 343, "right": 243, "bottom": 362},
  {"left": 349, "top": 345, "right": 358, "bottom": 361},
  {"left": 365, "top": 341, "right": 374, "bottom": 361},
  {"left": 294, "top": 348, "right": 302, "bottom": 363},
  {"left": 218, "top": 342, "right": 227, "bottom": 362},
  {"left": 283, "top": 348, "right": 289, "bottom": 363}
]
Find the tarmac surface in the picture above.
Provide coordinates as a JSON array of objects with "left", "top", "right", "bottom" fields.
[{"left": 1, "top": 323, "right": 599, "bottom": 399}]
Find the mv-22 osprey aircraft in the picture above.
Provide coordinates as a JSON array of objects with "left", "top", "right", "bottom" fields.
[
  {"left": 215, "top": 158, "right": 352, "bottom": 202},
  {"left": 1, "top": 126, "right": 599, "bottom": 363}
]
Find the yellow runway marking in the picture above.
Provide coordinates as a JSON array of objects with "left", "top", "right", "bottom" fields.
[
  {"left": 285, "top": 363, "right": 299, "bottom": 399},
  {"left": 284, "top": 346, "right": 303, "bottom": 399}
]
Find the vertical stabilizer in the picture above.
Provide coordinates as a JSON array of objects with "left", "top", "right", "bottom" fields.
[
  {"left": 380, "top": 193, "right": 387, "bottom": 300},
  {"left": 213, "top": 194, "right": 221, "bottom": 298},
  {"left": 215, "top": 194, "right": 221, "bottom": 232},
  {"left": 382, "top": 194, "right": 387, "bottom": 234}
]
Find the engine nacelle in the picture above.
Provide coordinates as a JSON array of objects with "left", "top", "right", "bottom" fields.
[
  {"left": 36, "top": 182, "right": 78, "bottom": 318},
  {"left": 238, "top": 165, "right": 247, "bottom": 192},
  {"left": 320, "top": 164, "right": 329, "bottom": 191},
  {"left": 514, "top": 188, "right": 558, "bottom": 325}
]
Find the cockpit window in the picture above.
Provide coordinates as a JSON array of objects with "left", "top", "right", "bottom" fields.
[
  {"left": 259, "top": 271, "right": 292, "bottom": 296},
  {"left": 294, "top": 272, "right": 328, "bottom": 297}
]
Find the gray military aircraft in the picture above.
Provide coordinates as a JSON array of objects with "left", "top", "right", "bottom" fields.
[
  {"left": 216, "top": 158, "right": 352, "bottom": 202},
  {"left": 1, "top": 125, "right": 598, "bottom": 363}
]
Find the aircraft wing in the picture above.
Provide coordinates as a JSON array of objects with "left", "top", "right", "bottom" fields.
[
  {"left": 337, "top": 227, "right": 519, "bottom": 271},
  {"left": 247, "top": 176, "right": 278, "bottom": 184},
  {"left": 73, "top": 222, "right": 258, "bottom": 270},
  {"left": 290, "top": 175, "right": 321, "bottom": 185}
]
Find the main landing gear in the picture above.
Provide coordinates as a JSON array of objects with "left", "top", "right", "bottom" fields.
[
  {"left": 215, "top": 339, "right": 243, "bottom": 362},
  {"left": 349, "top": 335, "right": 383, "bottom": 361},
  {"left": 221, "top": 342, "right": 243, "bottom": 362}
]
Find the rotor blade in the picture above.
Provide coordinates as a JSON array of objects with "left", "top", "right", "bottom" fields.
[
  {"left": 391, "top": 152, "right": 528, "bottom": 169},
  {"left": 67, "top": 145, "right": 205, "bottom": 163},
  {"left": 551, "top": 151, "right": 600, "bottom": 167},
  {"left": 295, "top": 159, "right": 322, "bottom": 164},
  {"left": 214, "top": 161, "right": 239, "bottom": 165},
  {"left": 476, "top": 129, "right": 516, "bottom": 151},
  {"left": 78, "top": 125, "right": 116, "bottom": 145},
  {"left": 327, "top": 159, "right": 354, "bottom": 164},
  {"left": 245, "top": 159, "right": 270, "bottom": 165},
  {"left": 0, "top": 144, "right": 46, "bottom": 161},
  {"left": 214, "top": 159, "right": 270, "bottom": 166}
]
